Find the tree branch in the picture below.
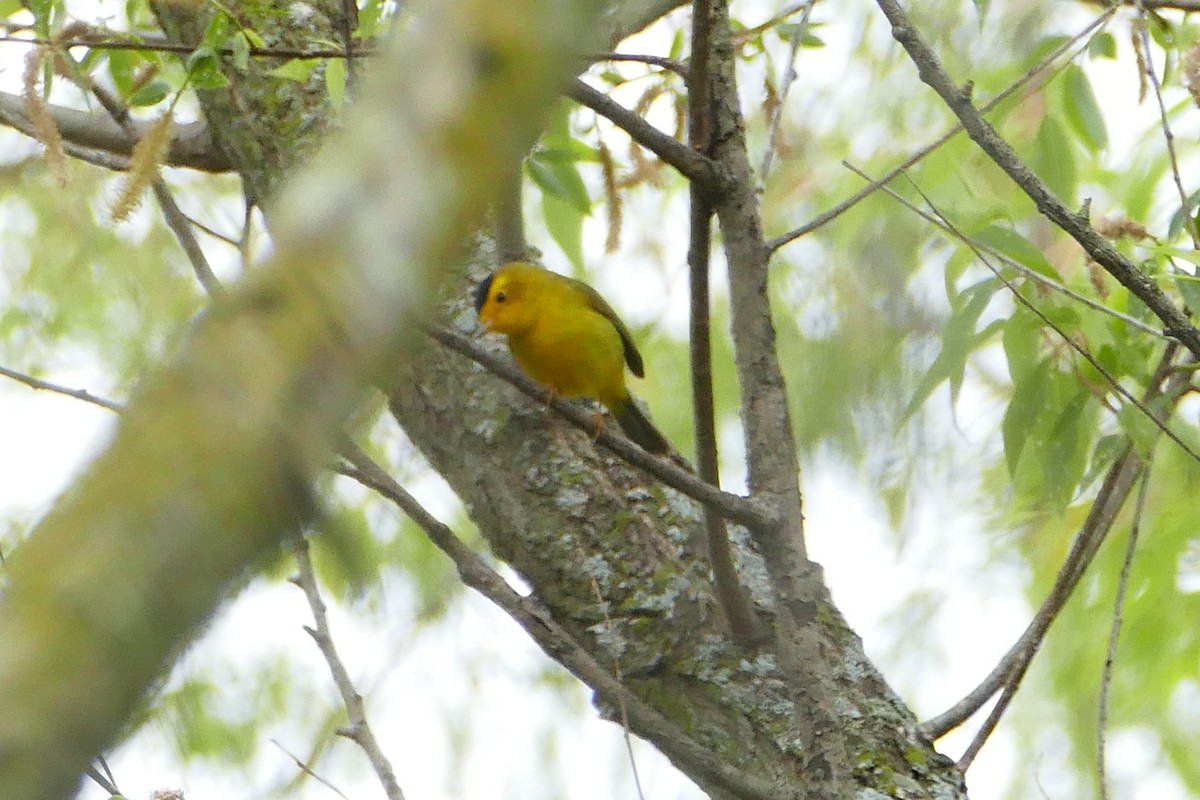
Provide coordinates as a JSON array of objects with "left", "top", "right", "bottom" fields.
[
  {"left": 765, "top": 3, "right": 1117, "bottom": 253},
  {"left": 0, "top": 0, "right": 608, "bottom": 794},
  {"left": 425, "top": 323, "right": 780, "bottom": 532},
  {"left": 0, "top": 363, "right": 122, "bottom": 412},
  {"left": 687, "top": 0, "right": 763, "bottom": 645},
  {"left": 336, "top": 446, "right": 781, "bottom": 800},
  {"left": 922, "top": 348, "right": 1192, "bottom": 744},
  {"left": 873, "top": 0, "right": 1200, "bottom": 360},
  {"left": 567, "top": 79, "right": 722, "bottom": 191},
  {"left": 291, "top": 538, "right": 406, "bottom": 800},
  {"left": 0, "top": 90, "right": 228, "bottom": 172}
]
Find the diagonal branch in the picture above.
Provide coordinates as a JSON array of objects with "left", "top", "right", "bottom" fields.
[
  {"left": 567, "top": 79, "right": 722, "bottom": 191},
  {"left": 0, "top": 363, "right": 122, "bottom": 412},
  {"left": 425, "top": 324, "right": 779, "bottom": 532},
  {"left": 0, "top": 91, "right": 229, "bottom": 172},
  {"left": 765, "top": 4, "right": 1116, "bottom": 254},
  {"left": 873, "top": 0, "right": 1200, "bottom": 359},
  {"left": 922, "top": 348, "right": 1192, "bottom": 747},
  {"left": 336, "top": 446, "right": 779, "bottom": 800}
]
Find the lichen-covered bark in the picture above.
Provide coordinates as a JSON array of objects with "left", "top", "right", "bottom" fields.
[{"left": 152, "top": 0, "right": 346, "bottom": 204}]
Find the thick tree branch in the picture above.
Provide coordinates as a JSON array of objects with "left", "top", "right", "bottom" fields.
[
  {"left": 0, "top": 90, "right": 228, "bottom": 172},
  {"left": 0, "top": 0, "right": 607, "bottom": 795},
  {"left": 874, "top": 0, "right": 1200, "bottom": 359}
]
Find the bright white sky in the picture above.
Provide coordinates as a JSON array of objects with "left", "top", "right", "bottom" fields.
[{"left": 1, "top": 1, "right": 1195, "bottom": 799}]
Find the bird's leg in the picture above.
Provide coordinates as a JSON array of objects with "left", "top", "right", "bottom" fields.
[{"left": 591, "top": 404, "right": 606, "bottom": 440}]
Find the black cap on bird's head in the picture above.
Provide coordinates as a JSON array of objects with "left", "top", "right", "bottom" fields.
[{"left": 473, "top": 273, "right": 495, "bottom": 316}]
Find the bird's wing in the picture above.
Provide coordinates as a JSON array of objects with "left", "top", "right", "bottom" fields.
[{"left": 569, "top": 278, "right": 645, "bottom": 378}]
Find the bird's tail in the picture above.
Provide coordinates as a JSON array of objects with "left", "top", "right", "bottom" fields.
[{"left": 612, "top": 397, "right": 671, "bottom": 455}]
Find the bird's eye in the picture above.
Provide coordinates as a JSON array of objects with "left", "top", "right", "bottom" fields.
[{"left": 496, "top": 291, "right": 507, "bottom": 303}]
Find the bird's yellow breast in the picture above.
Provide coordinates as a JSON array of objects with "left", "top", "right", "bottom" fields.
[{"left": 507, "top": 302, "right": 628, "bottom": 405}]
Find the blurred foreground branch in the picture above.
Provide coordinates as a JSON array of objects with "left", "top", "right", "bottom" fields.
[{"left": 0, "top": 1, "right": 605, "bottom": 795}]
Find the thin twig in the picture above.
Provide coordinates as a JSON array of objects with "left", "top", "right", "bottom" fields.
[
  {"left": 590, "top": 51, "right": 687, "bottom": 76},
  {"left": 336, "top": 445, "right": 780, "bottom": 800},
  {"left": 849, "top": 162, "right": 1200, "bottom": 467},
  {"left": 874, "top": 0, "right": 1200, "bottom": 358},
  {"left": 0, "top": 363, "right": 122, "bottom": 412},
  {"left": 758, "top": 0, "right": 815, "bottom": 191},
  {"left": 270, "top": 738, "right": 352, "bottom": 800},
  {"left": 83, "top": 763, "right": 121, "bottom": 796},
  {"left": 291, "top": 538, "right": 407, "bottom": 800},
  {"left": 842, "top": 162, "right": 1165, "bottom": 339},
  {"left": 925, "top": 350, "right": 1190, "bottom": 750},
  {"left": 1097, "top": 460, "right": 1153, "bottom": 800},
  {"left": 765, "top": 4, "right": 1117, "bottom": 254},
  {"left": 63, "top": 55, "right": 225, "bottom": 297},
  {"left": 1132, "top": 0, "right": 1200, "bottom": 249},
  {"left": 340, "top": 0, "right": 360, "bottom": 91}
]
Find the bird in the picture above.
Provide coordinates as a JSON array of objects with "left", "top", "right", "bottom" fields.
[{"left": 474, "top": 261, "right": 671, "bottom": 455}]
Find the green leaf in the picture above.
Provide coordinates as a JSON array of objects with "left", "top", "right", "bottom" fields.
[
  {"left": 1168, "top": 189, "right": 1200, "bottom": 241},
  {"left": 1041, "top": 391, "right": 1090, "bottom": 506},
  {"left": 268, "top": 58, "right": 317, "bottom": 83},
  {"left": 1032, "top": 116, "right": 1077, "bottom": 206},
  {"left": 1175, "top": 269, "right": 1200, "bottom": 316},
  {"left": 1062, "top": 64, "right": 1108, "bottom": 152},
  {"left": 325, "top": 58, "right": 346, "bottom": 112},
  {"left": 1148, "top": 11, "right": 1175, "bottom": 49},
  {"left": 26, "top": 0, "right": 53, "bottom": 35},
  {"left": 527, "top": 152, "right": 591, "bottom": 215},
  {"left": 668, "top": 28, "right": 684, "bottom": 60},
  {"left": 230, "top": 32, "right": 251, "bottom": 71},
  {"left": 127, "top": 79, "right": 171, "bottom": 108},
  {"left": 776, "top": 23, "right": 825, "bottom": 48},
  {"left": 904, "top": 278, "right": 1000, "bottom": 417},
  {"left": 1088, "top": 31, "right": 1117, "bottom": 59},
  {"left": 972, "top": 224, "right": 1059, "bottom": 278},
  {"left": 356, "top": 0, "right": 386, "bottom": 39},
  {"left": 200, "top": 11, "right": 232, "bottom": 51},
  {"left": 1003, "top": 360, "right": 1048, "bottom": 476},
  {"left": 107, "top": 48, "right": 135, "bottom": 96},
  {"left": 1003, "top": 306, "right": 1042, "bottom": 384},
  {"left": 186, "top": 47, "right": 229, "bottom": 89},
  {"left": 541, "top": 191, "right": 585, "bottom": 272}
]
